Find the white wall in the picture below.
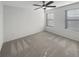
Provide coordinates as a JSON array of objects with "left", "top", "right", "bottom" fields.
[
  {"left": 46, "top": 2, "right": 79, "bottom": 41},
  {"left": 0, "top": 2, "right": 3, "bottom": 51},
  {"left": 3, "top": 1, "right": 45, "bottom": 42}
]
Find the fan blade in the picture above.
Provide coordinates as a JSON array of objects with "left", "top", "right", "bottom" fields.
[
  {"left": 33, "top": 4, "right": 41, "bottom": 6},
  {"left": 46, "top": 1, "right": 54, "bottom": 6},
  {"left": 34, "top": 6, "right": 42, "bottom": 10},
  {"left": 46, "top": 6, "right": 56, "bottom": 7}
]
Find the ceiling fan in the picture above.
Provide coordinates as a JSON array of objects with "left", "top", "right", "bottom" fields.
[{"left": 33, "top": 1, "right": 56, "bottom": 10}]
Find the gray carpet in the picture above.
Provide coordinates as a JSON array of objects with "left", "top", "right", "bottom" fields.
[{"left": 1, "top": 31, "right": 79, "bottom": 57}]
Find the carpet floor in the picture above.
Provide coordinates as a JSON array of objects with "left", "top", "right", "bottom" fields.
[{"left": 0, "top": 31, "right": 79, "bottom": 57}]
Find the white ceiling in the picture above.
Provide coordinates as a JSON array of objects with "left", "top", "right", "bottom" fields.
[
  {"left": 2, "top": 1, "right": 78, "bottom": 9},
  {"left": 50, "top": 1, "right": 78, "bottom": 7},
  {"left": 33, "top": 1, "right": 78, "bottom": 10},
  {"left": 34, "top": 1, "right": 78, "bottom": 7}
]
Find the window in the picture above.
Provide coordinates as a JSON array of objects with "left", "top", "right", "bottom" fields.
[
  {"left": 46, "top": 13, "right": 55, "bottom": 27},
  {"left": 65, "top": 8, "right": 79, "bottom": 31}
]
